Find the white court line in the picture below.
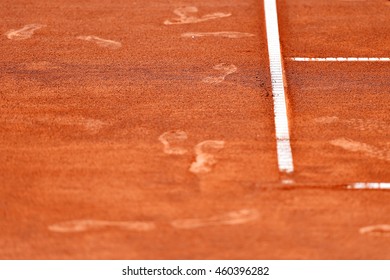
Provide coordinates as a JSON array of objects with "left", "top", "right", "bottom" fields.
[
  {"left": 264, "top": 0, "right": 294, "bottom": 174},
  {"left": 290, "top": 57, "right": 390, "bottom": 62},
  {"left": 347, "top": 183, "right": 390, "bottom": 190}
]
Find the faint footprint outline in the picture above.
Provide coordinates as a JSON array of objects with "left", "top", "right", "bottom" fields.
[
  {"left": 171, "top": 209, "right": 259, "bottom": 229},
  {"left": 7, "top": 114, "right": 106, "bottom": 135},
  {"left": 48, "top": 219, "right": 156, "bottom": 233},
  {"left": 5, "top": 24, "right": 46, "bottom": 40},
  {"left": 41, "top": 115, "right": 106, "bottom": 134},
  {"left": 330, "top": 138, "right": 390, "bottom": 162},
  {"left": 182, "top": 32, "right": 255, "bottom": 39},
  {"left": 22, "top": 61, "right": 61, "bottom": 71},
  {"left": 164, "top": 6, "right": 231, "bottom": 25},
  {"left": 77, "top": 35, "right": 122, "bottom": 49},
  {"left": 158, "top": 130, "right": 188, "bottom": 155},
  {"left": 359, "top": 224, "right": 390, "bottom": 237},
  {"left": 314, "top": 116, "right": 388, "bottom": 133},
  {"left": 202, "top": 63, "right": 237, "bottom": 84},
  {"left": 189, "top": 140, "right": 225, "bottom": 174}
]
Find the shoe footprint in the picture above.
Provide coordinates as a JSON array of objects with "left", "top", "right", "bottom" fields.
[
  {"left": 159, "top": 130, "right": 188, "bottom": 155},
  {"left": 189, "top": 140, "right": 225, "bottom": 174},
  {"left": 77, "top": 35, "right": 122, "bottom": 49},
  {"left": 202, "top": 63, "right": 237, "bottom": 84},
  {"left": 164, "top": 6, "right": 231, "bottom": 25},
  {"left": 171, "top": 209, "right": 259, "bottom": 229},
  {"left": 48, "top": 219, "right": 156, "bottom": 233},
  {"left": 359, "top": 224, "right": 390, "bottom": 237},
  {"left": 5, "top": 24, "right": 45, "bottom": 40}
]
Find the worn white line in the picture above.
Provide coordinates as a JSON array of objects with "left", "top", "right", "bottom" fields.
[
  {"left": 290, "top": 57, "right": 390, "bottom": 62},
  {"left": 347, "top": 183, "right": 390, "bottom": 190},
  {"left": 264, "top": 0, "right": 294, "bottom": 174},
  {"left": 181, "top": 32, "right": 255, "bottom": 39}
]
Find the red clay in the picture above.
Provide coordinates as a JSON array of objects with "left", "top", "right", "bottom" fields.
[{"left": 0, "top": 0, "right": 389, "bottom": 259}]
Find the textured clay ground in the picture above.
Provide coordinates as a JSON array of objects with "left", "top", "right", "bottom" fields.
[{"left": 0, "top": 0, "right": 389, "bottom": 259}]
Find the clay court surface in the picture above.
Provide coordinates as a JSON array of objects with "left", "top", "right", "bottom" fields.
[{"left": 0, "top": 0, "right": 389, "bottom": 259}]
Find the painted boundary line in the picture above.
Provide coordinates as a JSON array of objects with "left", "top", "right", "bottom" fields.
[
  {"left": 347, "top": 183, "right": 390, "bottom": 190},
  {"left": 264, "top": 0, "right": 294, "bottom": 174},
  {"left": 290, "top": 57, "right": 390, "bottom": 62}
]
